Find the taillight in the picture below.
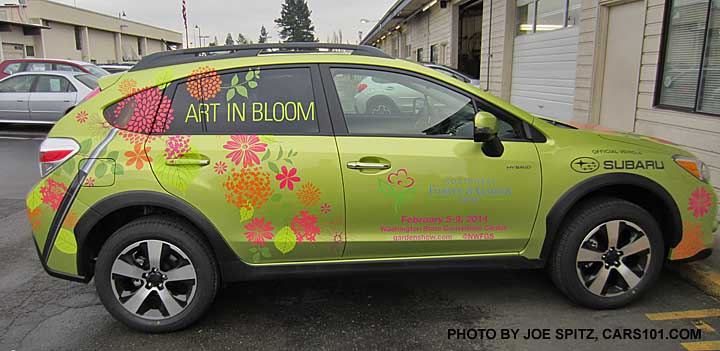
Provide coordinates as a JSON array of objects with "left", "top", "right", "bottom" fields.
[
  {"left": 81, "top": 87, "right": 101, "bottom": 104},
  {"left": 357, "top": 83, "right": 368, "bottom": 93},
  {"left": 39, "top": 138, "right": 80, "bottom": 177}
]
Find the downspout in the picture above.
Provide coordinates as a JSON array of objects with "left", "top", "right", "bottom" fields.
[{"left": 486, "top": 0, "right": 492, "bottom": 91}]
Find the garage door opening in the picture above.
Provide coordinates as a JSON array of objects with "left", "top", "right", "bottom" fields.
[{"left": 458, "top": 0, "right": 482, "bottom": 79}]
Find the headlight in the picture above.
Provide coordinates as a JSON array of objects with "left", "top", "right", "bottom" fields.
[{"left": 673, "top": 155, "right": 710, "bottom": 183}]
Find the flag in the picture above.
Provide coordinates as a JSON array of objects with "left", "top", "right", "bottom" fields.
[{"left": 182, "top": 0, "right": 189, "bottom": 48}]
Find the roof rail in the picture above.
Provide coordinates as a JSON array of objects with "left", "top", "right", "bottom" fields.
[{"left": 130, "top": 43, "right": 393, "bottom": 72}]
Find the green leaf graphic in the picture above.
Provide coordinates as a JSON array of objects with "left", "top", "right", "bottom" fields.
[
  {"left": 285, "top": 159, "right": 293, "bottom": 165},
  {"left": 236, "top": 86, "right": 248, "bottom": 98},
  {"left": 271, "top": 193, "right": 282, "bottom": 202},
  {"left": 80, "top": 139, "right": 93, "bottom": 154},
  {"left": 252, "top": 252, "right": 261, "bottom": 262},
  {"left": 245, "top": 70, "right": 254, "bottom": 81},
  {"left": 63, "top": 158, "right": 76, "bottom": 175},
  {"left": 107, "top": 151, "right": 119, "bottom": 160},
  {"left": 226, "top": 87, "right": 236, "bottom": 101},
  {"left": 268, "top": 162, "right": 280, "bottom": 174},
  {"left": 95, "top": 162, "right": 108, "bottom": 178},
  {"left": 260, "top": 246, "right": 271, "bottom": 258},
  {"left": 55, "top": 228, "right": 77, "bottom": 254},
  {"left": 26, "top": 184, "right": 43, "bottom": 210},
  {"left": 261, "top": 150, "right": 271, "bottom": 161},
  {"left": 276, "top": 146, "right": 284, "bottom": 160},
  {"left": 274, "top": 226, "right": 296, "bottom": 254},
  {"left": 231, "top": 74, "right": 239, "bottom": 86},
  {"left": 153, "top": 155, "right": 201, "bottom": 193},
  {"left": 248, "top": 81, "right": 257, "bottom": 89},
  {"left": 239, "top": 203, "right": 254, "bottom": 223},
  {"left": 113, "top": 164, "right": 124, "bottom": 175}
]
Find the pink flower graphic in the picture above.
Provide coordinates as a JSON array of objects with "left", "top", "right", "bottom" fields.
[
  {"left": 320, "top": 203, "right": 331, "bottom": 214},
  {"left": 387, "top": 168, "right": 415, "bottom": 188},
  {"left": 214, "top": 161, "right": 228, "bottom": 175},
  {"left": 223, "top": 135, "right": 267, "bottom": 168},
  {"left": 40, "top": 179, "right": 67, "bottom": 210},
  {"left": 164, "top": 135, "right": 191, "bottom": 160},
  {"left": 112, "top": 87, "right": 174, "bottom": 135},
  {"left": 276, "top": 166, "right": 301, "bottom": 191},
  {"left": 688, "top": 187, "right": 712, "bottom": 218},
  {"left": 244, "top": 217, "right": 274, "bottom": 246},
  {"left": 291, "top": 210, "right": 320, "bottom": 243}
]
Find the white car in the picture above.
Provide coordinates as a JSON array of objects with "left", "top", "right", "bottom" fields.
[{"left": 0, "top": 71, "right": 98, "bottom": 124}]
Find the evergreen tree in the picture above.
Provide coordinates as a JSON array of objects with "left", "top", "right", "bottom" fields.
[
  {"left": 225, "top": 33, "right": 234, "bottom": 46},
  {"left": 237, "top": 33, "right": 249, "bottom": 45},
  {"left": 274, "top": 0, "right": 316, "bottom": 42},
  {"left": 258, "top": 25, "right": 269, "bottom": 43}
]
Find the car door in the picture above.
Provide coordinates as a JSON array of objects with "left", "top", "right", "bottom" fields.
[
  {"left": 146, "top": 64, "right": 345, "bottom": 264},
  {"left": 322, "top": 65, "right": 542, "bottom": 259},
  {"left": 0, "top": 75, "right": 34, "bottom": 121},
  {"left": 29, "top": 74, "right": 77, "bottom": 122}
]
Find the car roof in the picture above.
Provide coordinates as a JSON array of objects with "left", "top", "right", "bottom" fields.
[
  {"left": 6, "top": 70, "right": 87, "bottom": 78},
  {"left": 3, "top": 58, "right": 93, "bottom": 66}
]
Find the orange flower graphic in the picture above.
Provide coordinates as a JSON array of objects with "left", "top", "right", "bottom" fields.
[
  {"left": 118, "top": 79, "right": 138, "bottom": 96},
  {"left": 672, "top": 221, "right": 705, "bottom": 259},
  {"left": 187, "top": 66, "right": 222, "bottom": 100},
  {"left": 297, "top": 182, "right": 322, "bottom": 207},
  {"left": 124, "top": 144, "right": 152, "bottom": 170},
  {"left": 75, "top": 110, "right": 88, "bottom": 123},
  {"left": 223, "top": 166, "right": 274, "bottom": 211}
]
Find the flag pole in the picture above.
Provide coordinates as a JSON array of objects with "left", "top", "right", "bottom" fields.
[{"left": 182, "top": 0, "right": 189, "bottom": 48}]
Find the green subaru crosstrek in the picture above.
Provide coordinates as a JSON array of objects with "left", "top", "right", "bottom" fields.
[{"left": 27, "top": 43, "right": 718, "bottom": 332}]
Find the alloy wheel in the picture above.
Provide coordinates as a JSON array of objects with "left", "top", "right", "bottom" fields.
[
  {"left": 575, "top": 220, "right": 652, "bottom": 297},
  {"left": 110, "top": 239, "right": 197, "bottom": 320}
]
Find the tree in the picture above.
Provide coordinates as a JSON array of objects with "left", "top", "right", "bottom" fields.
[
  {"left": 236, "top": 33, "right": 249, "bottom": 45},
  {"left": 274, "top": 0, "right": 316, "bottom": 42},
  {"left": 258, "top": 25, "right": 268, "bottom": 43},
  {"left": 225, "top": 33, "right": 234, "bottom": 46}
]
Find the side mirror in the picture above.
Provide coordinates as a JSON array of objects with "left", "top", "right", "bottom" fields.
[{"left": 474, "top": 111, "right": 504, "bottom": 157}]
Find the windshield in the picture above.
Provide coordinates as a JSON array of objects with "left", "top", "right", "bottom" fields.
[
  {"left": 75, "top": 74, "right": 99, "bottom": 89},
  {"left": 83, "top": 65, "right": 110, "bottom": 77}
]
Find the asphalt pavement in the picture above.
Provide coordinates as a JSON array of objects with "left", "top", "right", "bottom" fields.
[{"left": 2, "top": 124, "right": 720, "bottom": 351}]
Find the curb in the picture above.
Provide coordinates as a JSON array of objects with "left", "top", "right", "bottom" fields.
[{"left": 669, "top": 261, "right": 720, "bottom": 299}]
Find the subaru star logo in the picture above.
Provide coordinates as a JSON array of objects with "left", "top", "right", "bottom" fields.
[{"left": 571, "top": 157, "right": 600, "bottom": 173}]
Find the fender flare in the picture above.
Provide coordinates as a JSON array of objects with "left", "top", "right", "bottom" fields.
[
  {"left": 540, "top": 172, "right": 682, "bottom": 260},
  {"left": 74, "top": 190, "right": 240, "bottom": 279}
]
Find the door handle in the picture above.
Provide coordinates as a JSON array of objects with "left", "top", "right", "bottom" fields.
[
  {"left": 16, "top": 99, "right": 24, "bottom": 102},
  {"left": 166, "top": 158, "right": 210, "bottom": 166},
  {"left": 347, "top": 161, "right": 391, "bottom": 170},
  {"left": 63, "top": 100, "right": 71, "bottom": 102}
]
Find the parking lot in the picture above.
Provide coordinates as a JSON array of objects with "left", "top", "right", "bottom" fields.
[{"left": 0, "top": 125, "right": 718, "bottom": 351}]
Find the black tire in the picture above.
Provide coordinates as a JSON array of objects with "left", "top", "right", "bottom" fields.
[
  {"left": 366, "top": 96, "right": 399, "bottom": 115},
  {"left": 548, "top": 197, "right": 664, "bottom": 309},
  {"left": 95, "top": 215, "right": 218, "bottom": 333}
]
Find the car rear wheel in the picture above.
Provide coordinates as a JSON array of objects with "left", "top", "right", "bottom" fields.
[
  {"left": 366, "top": 97, "right": 398, "bottom": 115},
  {"left": 95, "top": 215, "right": 218, "bottom": 332},
  {"left": 549, "top": 198, "right": 664, "bottom": 309}
]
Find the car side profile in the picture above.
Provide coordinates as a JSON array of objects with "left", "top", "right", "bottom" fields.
[
  {"left": 0, "top": 58, "right": 110, "bottom": 79},
  {"left": 0, "top": 71, "right": 99, "bottom": 124},
  {"left": 26, "top": 44, "right": 718, "bottom": 333}
]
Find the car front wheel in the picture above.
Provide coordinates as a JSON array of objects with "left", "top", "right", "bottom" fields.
[
  {"left": 95, "top": 215, "right": 218, "bottom": 332},
  {"left": 549, "top": 198, "right": 664, "bottom": 309}
]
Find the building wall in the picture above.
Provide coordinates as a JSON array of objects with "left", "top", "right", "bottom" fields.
[
  {"left": 148, "top": 38, "right": 165, "bottom": 54},
  {"left": 88, "top": 28, "right": 116, "bottom": 64},
  {"left": 121, "top": 33, "right": 140, "bottom": 61},
  {"left": 478, "top": 0, "right": 515, "bottom": 99},
  {"left": 41, "top": 21, "right": 81, "bottom": 60}
]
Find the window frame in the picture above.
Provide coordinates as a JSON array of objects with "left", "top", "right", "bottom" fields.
[
  {"left": 517, "top": 0, "right": 575, "bottom": 35},
  {"left": 319, "top": 63, "right": 537, "bottom": 142},
  {"left": 159, "top": 63, "right": 334, "bottom": 136},
  {"left": 653, "top": 0, "right": 719, "bottom": 117},
  {"left": 31, "top": 74, "right": 76, "bottom": 93}
]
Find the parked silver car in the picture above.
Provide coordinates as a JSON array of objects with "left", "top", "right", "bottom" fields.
[{"left": 0, "top": 71, "right": 98, "bottom": 124}]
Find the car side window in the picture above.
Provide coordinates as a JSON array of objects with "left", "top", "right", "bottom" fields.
[
  {"left": 55, "top": 64, "right": 77, "bottom": 72},
  {"left": 0, "top": 75, "right": 35, "bottom": 93},
  {"left": 165, "top": 67, "right": 320, "bottom": 135},
  {"left": 3, "top": 63, "right": 21, "bottom": 75},
  {"left": 331, "top": 68, "right": 488, "bottom": 138},
  {"left": 33, "top": 76, "right": 75, "bottom": 93},
  {"left": 27, "top": 63, "right": 52, "bottom": 72}
]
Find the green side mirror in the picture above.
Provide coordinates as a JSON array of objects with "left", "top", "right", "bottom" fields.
[
  {"left": 474, "top": 111, "right": 499, "bottom": 142},
  {"left": 473, "top": 111, "right": 504, "bottom": 157}
]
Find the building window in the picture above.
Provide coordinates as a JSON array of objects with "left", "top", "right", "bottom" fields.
[
  {"left": 416, "top": 47, "right": 424, "bottom": 62},
  {"left": 516, "top": 0, "right": 581, "bottom": 35},
  {"left": 657, "top": 0, "right": 720, "bottom": 115},
  {"left": 25, "top": 45, "right": 35, "bottom": 57},
  {"left": 74, "top": 26, "right": 83, "bottom": 50},
  {"left": 137, "top": 37, "right": 144, "bottom": 56}
]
